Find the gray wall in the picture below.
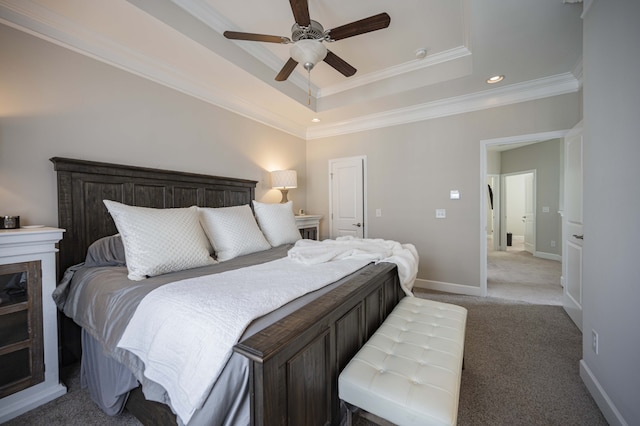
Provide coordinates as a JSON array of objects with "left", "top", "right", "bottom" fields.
[
  {"left": 306, "top": 96, "right": 581, "bottom": 290},
  {"left": 501, "top": 139, "right": 563, "bottom": 256},
  {"left": 0, "top": 24, "right": 306, "bottom": 228},
  {"left": 582, "top": 1, "right": 640, "bottom": 423},
  {"left": 5, "top": 5, "right": 637, "bottom": 423}
]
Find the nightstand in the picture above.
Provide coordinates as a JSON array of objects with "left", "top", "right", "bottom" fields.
[
  {"left": 0, "top": 227, "right": 66, "bottom": 423},
  {"left": 295, "top": 214, "right": 322, "bottom": 240}
]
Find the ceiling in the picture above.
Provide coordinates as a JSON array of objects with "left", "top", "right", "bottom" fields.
[{"left": 0, "top": 0, "right": 583, "bottom": 139}]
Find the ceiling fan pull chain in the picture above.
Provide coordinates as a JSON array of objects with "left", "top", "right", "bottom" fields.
[{"left": 308, "top": 68, "right": 311, "bottom": 106}]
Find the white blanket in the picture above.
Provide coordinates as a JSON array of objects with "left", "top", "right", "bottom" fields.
[
  {"left": 288, "top": 236, "right": 419, "bottom": 296},
  {"left": 116, "top": 256, "right": 372, "bottom": 425}
]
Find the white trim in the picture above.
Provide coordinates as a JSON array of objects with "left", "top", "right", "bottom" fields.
[
  {"left": 0, "top": 1, "right": 583, "bottom": 140},
  {"left": 581, "top": 0, "right": 596, "bottom": 19},
  {"left": 177, "top": 1, "right": 472, "bottom": 101},
  {"left": 487, "top": 174, "right": 501, "bottom": 252},
  {"left": 413, "top": 279, "right": 483, "bottom": 297},
  {"left": 480, "top": 145, "right": 489, "bottom": 296},
  {"left": 307, "top": 73, "right": 579, "bottom": 140},
  {"left": 317, "top": 46, "right": 471, "bottom": 98},
  {"left": 534, "top": 251, "right": 562, "bottom": 262},
  {"left": 480, "top": 129, "right": 571, "bottom": 297},
  {"left": 0, "top": 0, "right": 308, "bottom": 139},
  {"left": 580, "top": 360, "right": 629, "bottom": 426}
]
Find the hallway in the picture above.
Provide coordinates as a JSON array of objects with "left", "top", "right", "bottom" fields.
[{"left": 487, "top": 236, "right": 563, "bottom": 305}]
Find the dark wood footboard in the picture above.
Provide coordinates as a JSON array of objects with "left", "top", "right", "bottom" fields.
[{"left": 234, "top": 262, "right": 401, "bottom": 426}]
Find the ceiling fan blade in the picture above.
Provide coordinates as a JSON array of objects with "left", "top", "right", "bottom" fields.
[
  {"left": 275, "top": 58, "right": 299, "bottom": 81},
  {"left": 224, "top": 31, "right": 290, "bottom": 44},
  {"left": 289, "top": 0, "right": 310, "bottom": 26},
  {"left": 324, "top": 50, "right": 357, "bottom": 77},
  {"left": 327, "top": 13, "right": 391, "bottom": 41}
]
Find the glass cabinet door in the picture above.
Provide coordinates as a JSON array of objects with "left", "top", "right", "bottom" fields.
[{"left": 0, "top": 261, "right": 44, "bottom": 398}]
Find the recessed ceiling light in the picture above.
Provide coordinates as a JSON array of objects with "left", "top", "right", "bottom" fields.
[
  {"left": 486, "top": 75, "right": 505, "bottom": 84},
  {"left": 311, "top": 118, "right": 320, "bottom": 123}
]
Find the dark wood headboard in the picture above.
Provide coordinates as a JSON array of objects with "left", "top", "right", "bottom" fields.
[{"left": 51, "top": 157, "right": 257, "bottom": 278}]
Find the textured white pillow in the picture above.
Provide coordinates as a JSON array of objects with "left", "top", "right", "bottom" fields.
[
  {"left": 103, "top": 200, "right": 215, "bottom": 281},
  {"left": 198, "top": 205, "right": 271, "bottom": 262},
  {"left": 252, "top": 200, "right": 301, "bottom": 247}
]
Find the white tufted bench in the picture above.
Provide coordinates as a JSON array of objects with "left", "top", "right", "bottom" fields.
[{"left": 338, "top": 296, "right": 467, "bottom": 426}]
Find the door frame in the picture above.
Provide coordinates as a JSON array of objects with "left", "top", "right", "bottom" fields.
[
  {"left": 487, "top": 174, "right": 501, "bottom": 251},
  {"left": 328, "top": 155, "right": 367, "bottom": 239},
  {"left": 480, "top": 130, "right": 570, "bottom": 297}
]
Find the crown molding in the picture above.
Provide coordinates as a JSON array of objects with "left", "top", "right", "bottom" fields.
[
  {"left": 318, "top": 46, "right": 471, "bottom": 98},
  {"left": 581, "top": 0, "right": 595, "bottom": 19},
  {"left": 572, "top": 58, "right": 584, "bottom": 86},
  {"left": 306, "top": 73, "right": 580, "bottom": 140},
  {"left": 173, "top": 0, "right": 472, "bottom": 102},
  {"left": 0, "top": 0, "right": 582, "bottom": 142},
  {"left": 0, "top": 0, "right": 307, "bottom": 138}
]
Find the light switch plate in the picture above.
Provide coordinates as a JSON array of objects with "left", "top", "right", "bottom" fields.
[{"left": 450, "top": 190, "right": 460, "bottom": 200}]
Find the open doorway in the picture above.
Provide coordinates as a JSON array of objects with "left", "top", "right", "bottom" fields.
[
  {"left": 480, "top": 131, "right": 567, "bottom": 304},
  {"left": 503, "top": 171, "right": 535, "bottom": 254}
]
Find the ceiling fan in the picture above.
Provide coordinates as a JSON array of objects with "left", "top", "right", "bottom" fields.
[{"left": 223, "top": 0, "right": 391, "bottom": 82}]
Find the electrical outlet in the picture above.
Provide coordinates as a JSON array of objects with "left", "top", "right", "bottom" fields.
[
  {"left": 436, "top": 209, "right": 446, "bottom": 219},
  {"left": 592, "top": 330, "right": 599, "bottom": 355},
  {"left": 551, "top": 240, "right": 556, "bottom": 248},
  {"left": 376, "top": 208, "right": 382, "bottom": 217}
]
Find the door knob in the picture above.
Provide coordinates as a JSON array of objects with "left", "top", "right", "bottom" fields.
[
  {"left": 352, "top": 223, "right": 362, "bottom": 227},
  {"left": 572, "top": 234, "right": 584, "bottom": 240}
]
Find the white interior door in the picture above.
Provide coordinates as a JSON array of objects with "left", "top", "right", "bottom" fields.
[
  {"left": 563, "top": 124, "right": 583, "bottom": 331},
  {"left": 329, "top": 156, "right": 365, "bottom": 238},
  {"left": 523, "top": 172, "right": 535, "bottom": 254}
]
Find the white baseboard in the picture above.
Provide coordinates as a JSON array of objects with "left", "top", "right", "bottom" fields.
[
  {"left": 534, "top": 251, "right": 562, "bottom": 262},
  {"left": 580, "top": 360, "right": 629, "bottom": 426},
  {"left": 414, "top": 279, "right": 483, "bottom": 296}
]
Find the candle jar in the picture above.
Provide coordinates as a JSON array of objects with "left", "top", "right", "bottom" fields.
[{"left": 1, "top": 216, "right": 20, "bottom": 229}]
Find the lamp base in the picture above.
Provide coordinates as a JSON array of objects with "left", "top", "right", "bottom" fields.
[{"left": 279, "top": 189, "right": 289, "bottom": 203}]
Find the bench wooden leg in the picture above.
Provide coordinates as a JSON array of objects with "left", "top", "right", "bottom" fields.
[
  {"left": 342, "top": 401, "right": 396, "bottom": 426},
  {"left": 359, "top": 410, "right": 397, "bottom": 426}
]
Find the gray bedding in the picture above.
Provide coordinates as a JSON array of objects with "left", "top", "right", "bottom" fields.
[{"left": 54, "top": 238, "right": 358, "bottom": 425}]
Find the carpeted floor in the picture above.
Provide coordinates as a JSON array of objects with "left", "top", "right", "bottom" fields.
[
  {"left": 487, "top": 238, "right": 563, "bottom": 306},
  {"left": 5, "top": 291, "right": 606, "bottom": 426},
  {"left": 414, "top": 291, "right": 606, "bottom": 426}
]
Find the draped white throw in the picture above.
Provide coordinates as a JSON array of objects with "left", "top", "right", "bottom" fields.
[
  {"left": 117, "top": 256, "right": 372, "bottom": 424},
  {"left": 288, "top": 236, "right": 419, "bottom": 296}
]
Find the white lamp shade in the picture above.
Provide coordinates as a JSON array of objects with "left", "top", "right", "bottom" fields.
[
  {"left": 290, "top": 40, "right": 327, "bottom": 69},
  {"left": 271, "top": 170, "right": 297, "bottom": 189}
]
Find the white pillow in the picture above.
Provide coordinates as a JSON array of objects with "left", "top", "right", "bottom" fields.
[
  {"left": 103, "top": 200, "right": 215, "bottom": 281},
  {"left": 198, "top": 205, "right": 271, "bottom": 262},
  {"left": 252, "top": 200, "right": 301, "bottom": 247}
]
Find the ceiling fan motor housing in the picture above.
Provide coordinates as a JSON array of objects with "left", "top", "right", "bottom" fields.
[{"left": 291, "top": 20, "right": 326, "bottom": 41}]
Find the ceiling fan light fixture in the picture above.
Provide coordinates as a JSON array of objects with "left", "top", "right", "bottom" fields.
[{"left": 290, "top": 39, "right": 327, "bottom": 70}]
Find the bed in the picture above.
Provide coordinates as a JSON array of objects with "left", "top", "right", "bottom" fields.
[{"left": 51, "top": 157, "right": 403, "bottom": 426}]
